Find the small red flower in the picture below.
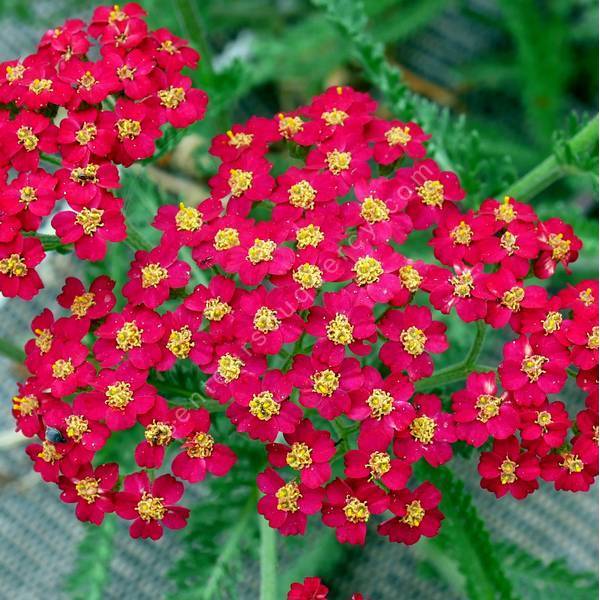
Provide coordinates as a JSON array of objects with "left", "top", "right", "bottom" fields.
[
  {"left": 287, "top": 577, "right": 329, "bottom": 600},
  {"left": 369, "top": 118, "right": 430, "bottom": 164},
  {"left": 0, "top": 234, "right": 44, "bottom": 300},
  {"left": 57, "top": 276, "right": 116, "bottom": 321},
  {"left": 534, "top": 218, "right": 582, "bottom": 279},
  {"left": 520, "top": 401, "right": 571, "bottom": 454},
  {"left": 540, "top": 449, "right": 597, "bottom": 492}
]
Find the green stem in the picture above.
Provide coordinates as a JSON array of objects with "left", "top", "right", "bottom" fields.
[
  {"left": 124, "top": 222, "right": 153, "bottom": 252},
  {"left": 22, "top": 232, "right": 72, "bottom": 254},
  {"left": 503, "top": 114, "right": 599, "bottom": 201},
  {"left": 40, "top": 153, "right": 62, "bottom": 166},
  {"left": 0, "top": 337, "right": 25, "bottom": 363},
  {"left": 259, "top": 515, "right": 278, "bottom": 600}
]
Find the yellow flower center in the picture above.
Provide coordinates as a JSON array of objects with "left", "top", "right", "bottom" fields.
[
  {"left": 289, "top": 180, "right": 317, "bottom": 209},
  {"left": 343, "top": 496, "right": 370, "bottom": 523},
  {"left": 0, "top": 253, "right": 27, "bottom": 277},
  {"left": 158, "top": 40, "right": 178, "bottom": 55},
  {"left": 214, "top": 227, "right": 240, "bottom": 250},
  {"left": 326, "top": 313, "right": 354, "bottom": 345},
  {"left": 34, "top": 328, "right": 52, "bottom": 353},
  {"left": 116, "top": 118, "right": 142, "bottom": 140},
  {"left": 38, "top": 441, "right": 61, "bottom": 463},
  {"left": 144, "top": 421, "right": 174, "bottom": 446},
  {"left": 249, "top": 391, "right": 280, "bottom": 421},
  {"left": 293, "top": 263, "right": 323, "bottom": 290},
  {"left": 521, "top": 355, "right": 548, "bottom": 382},
  {"left": 400, "top": 326, "right": 427, "bottom": 357},
  {"left": 70, "top": 164, "right": 99, "bottom": 184},
  {"left": 52, "top": 358, "right": 74, "bottom": 380},
  {"left": 277, "top": 114, "right": 304, "bottom": 138},
  {"left": 399, "top": 265, "right": 423, "bottom": 292},
  {"left": 116, "top": 64, "right": 135, "bottom": 80},
  {"left": 175, "top": 203, "right": 203, "bottom": 232},
  {"left": 501, "top": 286, "right": 525, "bottom": 312},
  {"left": 450, "top": 271, "right": 474, "bottom": 298},
  {"left": 158, "top": 86, "right": 186, "bottom": 109},
  {"left": 228, "top": 169, "right": 253, "bottom": 197},
  {"left": 75, "top": 477, "right": 100, "bottom": 503},
  {"left": 500, "top": 457, "right": 517, "bottom": 484},
  {"left": 500, "top": 231, "right": 519, "bottom": 255},
  {"left": 276, "top": 481, "right": 301, "bottom": 512},
  {"left": 78, "top": 71, "right": 97, "bottom": 90},
  {"left": 560, "top": 452, "right": 584, "bottom": 473},
  {"left": 450, "top": 221, "right": 473, "bottom": 245},
  {"left": 186, "top": 432, "right": 215, "bottom": 458},
  {"left": 367, "top": 388, "right": 394, "bottom": 419},
  {"left": 19, "top": 185, "right": 37, "bottom": 206},
  {"left": 360, "top": 196, "right": 390, "bottom": 224},
  {"left": 495, "top": 196, "right": 517, "bottom": 223},
  {"left": 253, "top": 306, "right": 280, "bottom": 333},
  {"left": 579, "top": 288, "right": 595, "bottom": 307},
  {"left": 542, "top": 311, "right": 563, "bottom": 334},
  {"left": 352, "top": 256, "right": 383, "bottom": 286},
  {"left": 311, "top": 369, "right": 340, "bottom": 397},
  {"left": 226, "top": 130, "right": 253, "bottom": 148},
  {"left": 475, "top": 394, "right": 501, "bottom": 423},
  {"left": 17, "top": 126, "right": 38, "bottom": 151},
  {"left": 12, "top": 394, "right": 39, "bottom": 416},
  {"left": 296, "top": 224, "right": 324, "bottom": 248},
  {"left": 203, "top": 297, "right": 232, "bottom": 321},
  {"left": 28, "top": 78, "right": 53, "bottom": 95},
  {"left": 321, "top": 108, "right": 349, "bottom": 126},
  {"left": 116, "top": 321, "right": 143, "bottom": 351},
  {"left": 366, "top": 451, "right": 391, "bottom": 480},
  {"left": 166, "top": 326, "right": 194, "bottom": 359},
  {"left": 75, "top": 122, "right": 97, "bottom": 145},
  {"left": 141, "top": 263, "right": 168, "bottom": 288},
  {"left": 136, "top": 492, "right": 166, "bottom": 522},
  {"left": 385, "top": 125, "right": 412, "bottom": 146},
  {"left": 217, "top": 353, "right": 244, "bottom": 383},
  {"left": 548, "top": 233, "right": 571, "bottom": 261},
  {"left": 401, "top": 500, "right": 425, "bottom": 527},
  {"left": 6, "top": 64, "right": 25, "bottom": 82},
  {"left": 75, "top": 207, "right": 104, "bottom": 235},
  {"left": 410, "top": 416, "right": 437, "bottom": 444},
  {"left": 417, "top": 180, "right": 444, "bottom": 207},
  {"left": 286, "top": 442, "right": 313, "bottom": 470},
  {"left": 587, "top": 326, "right": 599, "bottom": 350},
  {"left": 535, "top": 410, "right": 553, "bottom": 430},
  {"left": 105, "top": 381, "right": 133, "bottom": 410},
  {"left": 65, "top": 415, "right": 90, "bottom": 442},
  {"left": 247, "top": 238, "right": 276, "bottom": 264},
  {"left": 326, "top": 150, "right": 352, "bottom": 175}
]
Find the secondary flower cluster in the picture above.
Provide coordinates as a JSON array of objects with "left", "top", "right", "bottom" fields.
[
  {"left": 288, "top": 577, "right": 364, "bottom": 600},
  {"left": 0, "top": 3, "right": 206, "bottom": 299},
  {"left": 9, "top": 83, "right": 598, "bottom": 543}
]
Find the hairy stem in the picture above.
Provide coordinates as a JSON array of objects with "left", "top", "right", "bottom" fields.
[{"left": 259, "top": 515, "right": 278, "bottom": 600}]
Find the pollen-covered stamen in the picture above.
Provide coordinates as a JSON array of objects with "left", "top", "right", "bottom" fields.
[
  {"left": 28, "top": 78, "right": 53, "bottom": 95},
  {"left": 34, "top": 328, "right": 52, "bottom": 353},
  {"left": 286, "top": 442, "right": 313, "bottom": 470},
  {"left": 288, "top": 180, "right": 317, "bottom": 209},
  {"left": 185, "top": 432, "right": 215, "bottom": 458},
  {"left": 296, "top": 224, "right": 324, "bottom": 249},
  {"left": 144, "top": 421, "right": 174, "bottom": 446},
  {"left": 70, "top": 164, "right": 99, "bottom": 184},
  {"left": 326, "top": 313, "right": 354, "bottom": 345},
  {"left": 495, "top": 196, "right": 516, "bottom": 223},
  {"left": 0, "top": 253, "right": 27, "bottom": 277},
  {"left": 541, "top": 311, "right": 563, "bottom": 334},
  {"left": 366, "top": 451, "right": 391, "bottom": 480},
  {"left": 535, "top": 410, "right": 553, "bottom": 432},
  {"left": 343, "top": 496, "right": 370, "bottom": 523},
  {"left": 385, "top": 125, "right": 412, "bottom": 146},
  {"left": 500, "top": 231, "right": 519, "bottom": 255},
  {"left": 326, "top": 150, "right": 352, "bottom": 175},
  {"left": 65, "top": 415, "right": 90, "bottom": 442},
  {"left": 158, "top": 39, "right": 178, "bottom": 55},
  {"left": 6, "top": 64, "right": 25, "bottom": 83},
  {"left": 276, "top": 481, "right": 301, "bottom": 512},
  {"left": 78, "top": 71, "right": 97, "bottom": 90},
  {"left": 19, "top": 185, "right": 37, "bottom": 206},
  {"left": 548, "top": 233, "right": 571, "bottom": 261},
  {"left": 401, "top": 500, "right": 425, "bottom": 527},
  {"left": 217, "top": 353, "right": 244, "bottom": 383},
  {"left": 228, "top": 169, "right": 253, "bottom": 197},
  {"left": 417, "top": 180, "right": 444, "bottom": 207},
  {"left": 501, "top": 286, "right": 525, "bottom": 312},
  {"left": 367, "top": 389, "right": 394, "bottom": 420},
  {"left": 116, "top": 118, "right": 142, "bottom": 141},
  {"left": 166, "top": 326, "right": 194, "bottom": 359},
  {"left": 70, "top": 292, "right": 95, "bottom": 318},
  {"left": 75, "top": 122, "right": 97, "bottom": 145},
  {"left": 399, "top": 265, "right": 423, "bottom": 292},
  {"left": 141, "top": 263, "right": 168, "bottom": 288},
  {"left": 75, "top": 477, "right": 100, "bottom": 503},
  {"left": 410, "top": 416, "right": 436, "bottom": 444},
  {"left": 226, "top": 130, "right": 253, "bottom": 148},
  {"left": 75, "top": 207, "right": 104, "bottom": 235},
  {"left": 475, "top": 394, "right": 501, "bottom": 423},
  {"left": 214, "top": 227, "right": 240, "bottom": 250},
  {"left": 203, "top": 297, "right": 232, "bottom": 321},
  {"left": 116, "top": 321, "right": 143, "bottom": 351},
  {"left": 311, "top": 369, "right": 340, "bottom": 397},
  {"left": 579, "top": 288, "right": 595, "bottom": 306},
  {"left": 136, "top": 492, "right": 167, "bottom": 522},
  {"left": 352, "top": 256, "right": 383, "bottom": 286},
  {"left": 158, "top": 86, "right": 186, "bottom": 109},
  {"left": 360, "top": 196, "right": 390, "bottom": 224},
  {"left": 12, "top": 394, "right": 39, "bottom": 416},
  {"left": 247, "top": 238, "right": 276, "bottom": 264},
  {"left": 500, "top": 457, "right": 517, "bottom": 484},
  {"left": 116, "top": 64, "right": 135, "bottom": 80},
  {"left": 109, "top": 4, "right": 127, "bottom": 22},
  {"left": 105, "top": 381, "right": 133, "bottom": 410},
  {"left": 253, "top": 306, "right": 280, "bottom": 333},
  {"left": 175, "top": 203, "right": 203, "bottom": 232},
  {"left": 277, "top": 114, "right": 304, "bottom": 138},
  {"left": 400, "top": 326, "right": 427, "bottom": 357},
  {"left": 249, "top": 391, "right": 281, "bottom": 421},
  {"left": 450, "top": 271, "right": 474, "bottom": 298},
  {"left": 16, "top": 126, "right": 39, "bottom": 151},
  {"left": 560, "top": 452, "right": 584, "bottom": 473},
  {"left": 38, "top": 441, "right": 62, "bottom": 463},
  {"left": 521, "top": 354, "right": 548, "bottom": 382},
  {"left": 293, "top": 263, "right": 323, "bottom": 290},
  {"left": 321, "top": 108, "right": 348, "bottom": 126},
  {"left": 587, "top": 326, "right": 599, "bottom": 350},
  {"left": 450, "top": 221, "right": 473, "bottom": 245},
  {"left": 52, "top": 358, "right": 74, "bottom": 380}
]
